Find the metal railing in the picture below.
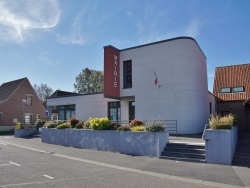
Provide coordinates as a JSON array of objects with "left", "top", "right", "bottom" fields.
[
  {"left": 202, "top": 124, "right": 210, "bottom": 140},
  {"left": 110, "top": 120, "right": 178, "bottom": 135}
]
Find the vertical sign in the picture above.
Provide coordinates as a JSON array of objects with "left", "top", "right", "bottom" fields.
[{"left": 103, "top": 45, "right": 120, "bottom": 98}]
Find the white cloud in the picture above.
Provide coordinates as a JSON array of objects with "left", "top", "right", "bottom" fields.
[
  {"left": 185, "top": 19, "right": 200, "bottom": 38},
  {"left": 57, "top": 9, "right": 88, "bottom": 45},
  {"left": 38, "top": 51, "right": 60, "bottom": 66},
  {"left": 0, "top": 0, "right": 60, "bottom": 44}
]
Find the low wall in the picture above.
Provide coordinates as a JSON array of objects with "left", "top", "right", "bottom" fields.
[
  {"left": 0, "top": 126, "right": 15, "bottom": 131},
  {"left": 41, "top": 128, "right": 169, "bottom": 157},
  {"left": 205, "top": 126, "right": 238, "bottom": 165},
  {"left": 15, "top": 129, "right": 37, "bottom": 138}
]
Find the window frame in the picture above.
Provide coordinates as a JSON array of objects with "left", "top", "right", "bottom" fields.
[
  {"left": 220, "top": 87, "right": 231, "bottom": 93},
  {"left": 123, "top": 60, "right": 132, "bottom": 89},
  {"left": 232, "top": 86, "right": 244, "bottom": 93}
]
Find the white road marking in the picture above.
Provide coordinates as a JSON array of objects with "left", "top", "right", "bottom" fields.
[
  {"left": 43, "top": 175, "right": 54, "bottom": 179},
  {"left": 0, "top": 164, "right": 11, "bottom": 167},
  {"left": 9, "top": 161, "right": 21, "bottom": 166},
  {"left": 0, "top": 142, "right": 7, "bottom": 145}
]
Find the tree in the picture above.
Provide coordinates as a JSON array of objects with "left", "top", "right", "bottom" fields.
[
  {"left": 33, "top": 83, "right": 54, "bottom": 103},
  {"left": 74, "top": 68, "right": 103, "bottom": 94}
]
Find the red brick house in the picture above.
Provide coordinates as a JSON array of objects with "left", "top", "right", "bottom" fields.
[
  {"left": 213, "top": 63, "right": 250, "bottom": 131},
  {"left": 0, "top": 77, "right": 46, "bottom": 131}
]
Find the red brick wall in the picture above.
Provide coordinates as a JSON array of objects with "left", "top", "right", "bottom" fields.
[
  {"left": 103, "top": 46, "right": 120, "bottom": 98},
  {"left": 217, "top": 101, "right": 247, "bottom": 131},
  {"left": 0, "top": 79, "right": 46, "bottom": 126}
]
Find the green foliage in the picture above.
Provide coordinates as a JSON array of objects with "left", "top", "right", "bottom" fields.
[
  {"left": 209, "top": 114, "right": 236, "bottom": 130},
  {"left": 74, "top": 68, "right": 103, "bottom": 94},
  {"left": 44, "top": 120, "right": 63, "bottom": 128},
  {"left": 145, "top": 121, "right": 165, "bottom": 132},
  {"left": 233, "top": 114, "right": 239, "bottom": 125},
  {"left": 57, "top": 123, "right": 71, "bottom": 129},
  {"left": 90, "top": 117, "right": 111, "bottom": 130},
  {"left": 68, "top": 117, "right": 79, "bottom": 128},
  {"left": 117, "top": 125, "right": 131, "bottom": 131},
  {"left": 34, "top": 119, "right": 46, "bottom": 129},
  {"left": 84, "top": 118, "right": 92, "bottom": 129},
  {"left": 131, "top": 126, "right": 145, "bottom": 131},
  {"left": 75, "top": 121, "right": 84, "bottom": 129},
  {"left": 129, "top": 119, "right": 144, "bottom": 127}
]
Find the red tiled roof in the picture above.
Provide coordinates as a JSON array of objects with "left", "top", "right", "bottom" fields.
[{"left": 213, "top": 64, "right": 250, "bottom": 101}]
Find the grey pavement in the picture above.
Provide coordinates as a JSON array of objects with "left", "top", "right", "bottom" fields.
[{"left": 0, "top": 134, "right": 249, "bottom": 188}]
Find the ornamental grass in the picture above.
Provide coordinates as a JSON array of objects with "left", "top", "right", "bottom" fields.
[{"left": 209, "top": 114, "right": 235, "bottom": 130}]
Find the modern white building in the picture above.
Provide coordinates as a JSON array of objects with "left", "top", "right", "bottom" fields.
[{"left": 47, "top": 37, "right": 215, "bottom": 134}]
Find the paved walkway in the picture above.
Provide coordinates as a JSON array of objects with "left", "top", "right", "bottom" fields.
[{"left": 0, "top": 135, "right": 250, "bottom": 187}]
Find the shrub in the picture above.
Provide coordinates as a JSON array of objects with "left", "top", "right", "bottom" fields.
[
  {"left": 84, "top": 118, "right": 92, "bottom": 129},
  {"left": 209, "top": 114, "right": 234, "bottom": 130},
  {"left": 131, "top": 126, "right": 145, "bottom": 131},
  {"left": 44, "top": 120, "right": 62, "bottom": 128},
  {"left": 90, "top": 117, "right": 111, "bottom": 130},
  {"left": 129, "top": 119, "right": 144, "bottom": 127},
  {"left": 68, "top": 118, "right": 79, "bottom": 128},
  {"left": 110, "top": 122, "right": 121, "bottom": 130},
  {"left": 34, "top": 119, "right": 46, "bottom": 129},
  {"left": 75, "top": 121, "right": 84, "bottom": 129},
  {"left": 57, "top": 123, "right": 71, "bottom": 129},
  {"left": 233, "top": 114, "right": 239, "bottom": 125},
  {"left": 145, "top": 121, "right": 165, "bottom": 132},
  {"left": 117, "top": 125, "right": 131, "bottom": 131}
]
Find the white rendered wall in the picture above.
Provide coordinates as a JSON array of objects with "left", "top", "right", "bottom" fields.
[
  {"left": 120, "top": 38, "right": 209, "bottom": 134},
  {"left": 47, "top": 94, "right": 118, "bottom": 121}
]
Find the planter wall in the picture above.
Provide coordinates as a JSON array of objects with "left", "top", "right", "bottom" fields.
[
  {"left": 205, "top": 126, "right": 238, "bottom": 165},
  {"left": 41, "top": 128, "right": 169, "bottom": 157},
  {"left": 15, "top": 129, "right": 37, "bottom": 138}
]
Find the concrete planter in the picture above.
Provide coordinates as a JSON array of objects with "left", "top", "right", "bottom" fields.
[
  {"left": 205, "top": 126, "right": 238, "bottom": 165},
  {"left": 15, "top": 129, "right": 37, "bottom": 138},
  {"left": 41, "top": 128, "right": 169, "bottom": 157}
]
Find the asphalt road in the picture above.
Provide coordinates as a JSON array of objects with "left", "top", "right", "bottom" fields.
[{"left": 0, "top": 135, "right": 248, "bottom": 188}]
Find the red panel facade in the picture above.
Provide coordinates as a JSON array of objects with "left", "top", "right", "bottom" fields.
[{"left": 103, "top": 46, "right": 120, "bottom": 98}]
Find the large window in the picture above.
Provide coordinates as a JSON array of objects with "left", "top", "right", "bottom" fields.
[
  {"left": 108, "top": 102, "right": 121, "bottom": 122},
  {"left": 24, "top": 114, "right": 33, "bottom": 125},
  {"left": 123, "top": 60, "right": 132, "bottom": 88},
  {"left": 232, "top": 86, "right": 244, "bottom": 93}
]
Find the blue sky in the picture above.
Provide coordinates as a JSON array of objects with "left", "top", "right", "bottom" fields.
[{"left": 0, "top": 0, "right": 249, "bottom": 92}]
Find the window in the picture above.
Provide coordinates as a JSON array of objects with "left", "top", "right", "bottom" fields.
[
  {"left": 26, "top": 95, "right": 33, "bottom": 105},
  {"left": 24, "top": 114, "right": 33, "bottom": 125},
  {"left": 123, "top": 60, "right": 132, "bottom": 88},
  {"left": 232, "top": 86, "right": 244, "bottom": 93},
  {"left": 36, "top": 114, "right": 41, "bottom": 120},
  {"left": 209, "top": 102, "right": 212, "bottom": 114},
  {"left": 220, "top": 87, "right": 231, "bottom": 93},
  {"left": 108, "top": 102, "right": 121, "bottom": 122}
]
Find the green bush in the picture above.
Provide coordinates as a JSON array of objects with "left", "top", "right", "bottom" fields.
[
  {"left": 129, "top": 119, "right": 144, "bottom": 127},
  {"left": 75, "top": 121, "right": 84, "bottom": 129},
  {"left": 68, "top": 118, "right": 79, "bottom": 128},
  {"left": 209, "top": 114, "right": 235, "bottom": 130},
  {"left": 34, "top": 119, "right": 46, "bottom": 129},
  {"left": 131, "top": 126, "right": 145, "bottom": 131},
  {"left": 90, "top": 117, "right": 111, "bottom": 130},
  {"left": 57, "top": 123, "right": 71, "bottom": 129},
  {"left": 145, "top": 121, "right": 165, "bottom": 132},
  {"left": 117, "top": 125, "right": 131, "bottom": 131},
  {"left": 44, "top": 120, "right": 62, "bottom": 128}
]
